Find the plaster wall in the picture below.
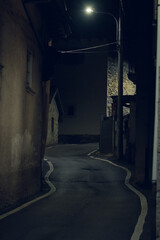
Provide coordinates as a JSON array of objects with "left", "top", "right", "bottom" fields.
[{"left": 0, "top": 1, "right": 43, "bottom": 209}]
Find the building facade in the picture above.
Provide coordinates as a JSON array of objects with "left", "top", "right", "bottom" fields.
[
  {"left": 46, "top": 88, "right": 63, "bottom": 146},
  {"left": 47, "top": 98, "right": 59, "bottom": 145},
  {"left": 53, "top": 38, "right": 107, "bottom": 143},
  {"left": 0, "top": 0, "right": 44, "bottom": 210}
]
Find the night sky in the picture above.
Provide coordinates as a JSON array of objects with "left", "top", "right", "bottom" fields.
[{"left": 65, "top": 0, "right": 119, "bottom": 40}]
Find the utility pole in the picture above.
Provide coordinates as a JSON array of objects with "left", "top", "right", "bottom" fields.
[
  {"left": 117, "top": 3, "right": 123, "bottom": 160},
  {"left": 84, "top": 5, "right": 123, "bottom": 159},
  {"left": 152, "top": 0, "right": 160, "bottom": 182}
]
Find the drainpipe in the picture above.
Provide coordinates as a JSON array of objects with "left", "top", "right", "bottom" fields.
[
  {"left": 117, "top": 2, "right": 123, "bottom": 160},
  {"left": 22, "top": 0, "right": 45, "bottom": 55},
  {"left": 152, "top": 0, "right": 160, "bottom": 182}
]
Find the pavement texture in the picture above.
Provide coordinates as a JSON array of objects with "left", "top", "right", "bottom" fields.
[
  {"left": 93, "top": 150, "right": 156, "bottom": 240},
  {"left": 0, "top": 143, "right": 156, "bottom": 240}
]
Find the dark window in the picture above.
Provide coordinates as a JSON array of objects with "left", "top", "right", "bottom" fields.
[
  {"left": 67, "top": 106, "right": 75, "bottom": 116},
  {"left": 26, "top": 51, "right": 33, "bottom": 88},
  {"left": 51, "top": 117, "right": 54, "bottom": 132}
]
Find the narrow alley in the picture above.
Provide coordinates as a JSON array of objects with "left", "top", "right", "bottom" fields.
[{"left": 0, "top": 143, "right": 148, "bottom": 240}]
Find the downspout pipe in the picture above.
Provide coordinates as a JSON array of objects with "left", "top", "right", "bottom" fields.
[
  {"left": 22, "top": 0, "right": 45, "bottom": 55},
  {"left": 152, "top": 0, "right": 160, "bottom": 182}
]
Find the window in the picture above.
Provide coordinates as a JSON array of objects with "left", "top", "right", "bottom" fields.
[
  {"left": 67, "top": 106, "right": 75, "bottom": 116},
  {"left": 26, "top": 51, "right": 33, "bottom": 88},
  {"left": 51, "top": 117, "right": 54, "bottom": 132},
  {"left": 26, "top": 50, "right": 35, "bottom": 95}
]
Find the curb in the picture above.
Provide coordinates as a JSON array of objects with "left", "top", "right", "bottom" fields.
[
  {"left": 88, "top": 150, "right": 148, "bottom": 240},
  {"left": 0, "top": 158, "right": 56, "bottom": 220}
]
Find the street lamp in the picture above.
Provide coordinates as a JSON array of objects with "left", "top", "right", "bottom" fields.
[
  {"left": 85, "top": 6, "right": 123, "bottom": 160},
  {"left": 85, "top": 7, "right": 119, "bottom": 42},
  {"left": 85, "top": 7, "right": 94, "bottom": 14}
]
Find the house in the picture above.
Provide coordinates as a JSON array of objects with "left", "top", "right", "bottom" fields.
[
  {"left": 54, "top": 38, "right": 107, "bottom": 144},
  {"left": 0, "top": 0, "right": 44, "bottom": 211},
  {"left": 46, "top": 88, "right": 63, "bottom": 146},
  {"left": 0, "top": 0, "right": 70, "bottom": 212}
]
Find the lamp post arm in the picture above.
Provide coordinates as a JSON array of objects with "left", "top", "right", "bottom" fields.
[{"left": 93, "top": 11, "right": 119, "bottom": 42}]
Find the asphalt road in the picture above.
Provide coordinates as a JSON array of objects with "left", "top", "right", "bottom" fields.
[{"left": 0, "top": 143, "right": 141, "bottom": 240}]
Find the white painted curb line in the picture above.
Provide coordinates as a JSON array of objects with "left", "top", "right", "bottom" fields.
[
  {"left": 0, "top": 158, "right": 56, "bottom": 220},
  {"left": 88, "top": 151, "right": 148, "bottom": 240}
]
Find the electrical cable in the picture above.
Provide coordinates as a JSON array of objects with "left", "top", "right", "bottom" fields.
[
  {"left": 120, "top": 0, "right": 125, "bottom": 15},
  {"left": 58, "top": 41, "right": 118, "bottom": 53},
  {"left": 58, "top": 50, "right": 117, "bottom": 54}
]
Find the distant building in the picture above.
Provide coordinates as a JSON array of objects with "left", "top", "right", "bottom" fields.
[
  {"left": 54, "top": 39, "right": 107, "bottom": 144},
  {"left": 46, "top": 89, "right": 63, "bottom": 146}
]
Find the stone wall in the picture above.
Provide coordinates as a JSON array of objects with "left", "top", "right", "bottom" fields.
[{"left": 107, "top": 56, "right": 136, "bottom": 116}]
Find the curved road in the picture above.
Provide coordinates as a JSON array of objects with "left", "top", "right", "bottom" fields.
[{"left": 0, "top": 143, "right": 143, "bottom": 240}]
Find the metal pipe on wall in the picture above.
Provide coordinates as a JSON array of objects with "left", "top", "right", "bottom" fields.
[
  {"left": 22, "top": 0, "right": 45, "bottom": 55},
  {"left": 152, "top": 0, "right": 160, "bottom": 182},
  {"left": 116, "top": 2, "right": 123, "bottom": 160}
]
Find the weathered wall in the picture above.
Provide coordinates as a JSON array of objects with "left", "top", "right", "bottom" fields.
[
  {"left": 106, "top": 56, "right": 136, "bottom": 160},
  {"left": 0, "top": 1, "right": 43, "bottom": 210},
  {"left": 46, "top": 98, "right": 59, "bottom": 145},
  {"left": 107, "top": 56, "right": 136, "bottom": 116}
]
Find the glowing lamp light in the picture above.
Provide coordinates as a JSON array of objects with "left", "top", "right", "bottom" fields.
[{"left": 85, "top": 7, "right": 94, "bottom": 14}]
